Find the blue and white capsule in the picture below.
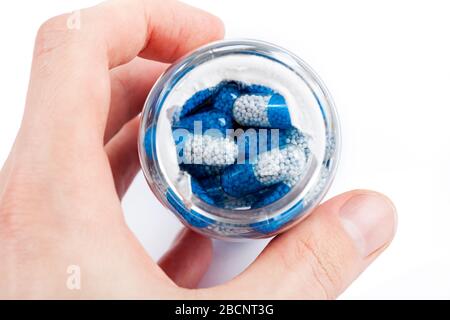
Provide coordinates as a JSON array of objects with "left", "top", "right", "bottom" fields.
[
  {"left": 232, "top": 93, "right": 291, "bottom": 128},
  {"left": 251, "top": 159, "right": 308, "bottom": 209},
  {"left": 177, "top": 133, "right": 238, "bottom": 166},
  {"left": 237, "top": 127, "right": 310, "bottom": 162},
  {"left": 212, "top": 81, "right": 292, "bottom": 129},
  {"left": 221, "top": 144, "right": 307, "bottom": 197},
  {"left": 191, "top": 174, "right": 270, "bottom": 209}
]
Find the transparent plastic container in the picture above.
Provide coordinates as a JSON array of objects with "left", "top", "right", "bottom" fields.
[{"left": 138, "top": 39, "right": 340, "bottom": 240}]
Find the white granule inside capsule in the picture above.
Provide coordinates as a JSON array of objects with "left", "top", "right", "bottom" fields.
[
  {"left": 183, "top": 134, "right": 238, "bottom": 165},
  {"left": 285, "top": 127, "right": 308, "bottom": 146},
  {"left": 254, "top": 145, "right": 306, "bottom": 185},
  {"left": 284, "top": 156, "right": 310, "bottom": 187},
  {"left": 232, "top": 94, "right": 270, "bottom": 127}
]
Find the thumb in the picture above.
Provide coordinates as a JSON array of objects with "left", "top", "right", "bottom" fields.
[{"left": 202, "top": 190, "right": 397, "bottom": 299}]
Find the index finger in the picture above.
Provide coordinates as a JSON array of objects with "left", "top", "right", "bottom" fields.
[
  {"left": 35, "top": 0, "right": 224, "bottom": 68},
  {"left": 23, "top": 0, "right": 224, "bottom": 150}
]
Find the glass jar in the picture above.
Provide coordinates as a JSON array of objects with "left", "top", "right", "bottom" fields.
[{"left": 138, "top": 39, "right": 340, "bottom": 240}]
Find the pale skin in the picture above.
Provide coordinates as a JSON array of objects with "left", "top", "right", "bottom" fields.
[{"left": 0, "top": 0, "right": 397, "bottom": 299}]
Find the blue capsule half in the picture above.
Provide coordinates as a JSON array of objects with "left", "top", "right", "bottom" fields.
[
  {"left": 179, "top": 163, "right": 226, "bottom": 179},
  {"left": 221, "top": 163, "right": 265, "bottom": 197},
  {"left": 251, "top": 182, "right": 291, "bottom": 208},
  {"left": 250, "top": 199, "right": 304, "bottom": 234},
  {"left": 212, "top": 81, "right": 241, "bottom": 114},
  {"left": 266, "top": 93, "right": 292, "bottom": 128},
  {"left": 179, "top": 87, "right": 216, "bottom": 117},
  {"left": 172, "top": 110, "right": 233, "bottom": 135}
]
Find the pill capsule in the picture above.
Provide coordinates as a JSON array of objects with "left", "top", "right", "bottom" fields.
[
  {"left": 196, "top": 175, "right": 224, "bottom": 199},
  {"left": 172, "top": 110, "right": 233, "bottom": 135},
  {"left": 212, "top": 81, "right": 291, "bottom": 129},
  {"left": 236, "top": 127, "right": 309, "bottom": 162},
  {"left": 212, "top": 81, "right": 241, "bottom": 114},
  {"left": 191, "top": 176, "right": 218, "bottom": 206},
  {"left": 252, "top": 149, "right": 312, "bottom": 208},
  {"left": 192, "top": 175, "right": 259, "bottom": 209},
  {"left": 179, "top": 163, "right": 226, "bottom": 179},
  {"left": 212, "top": 81, "right": 275, "bottom": 112},
  {"left": 179, "top": 87, "right": 216, "bottom": 117},
  {"left": 232, "top": 93, "right": 291, "bottom": 128},
  {"left": 191, "top": 175, "right": 226, "bottom": 206},
  {"left": 251, "top": 199, "right": 304, "bottom": 234},
  {"left": 252, "top": 182, "right": 291, "bottom": 208},
  {"left": 176, "top": 133, "right": 238, "bottom": 166},
  {"left": 221, "top": 144, "right": 306, "bottom": 197}
]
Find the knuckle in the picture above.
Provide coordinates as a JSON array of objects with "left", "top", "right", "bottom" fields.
[{"left": 285, "top": 235, "right": 344, "bottom": 299}]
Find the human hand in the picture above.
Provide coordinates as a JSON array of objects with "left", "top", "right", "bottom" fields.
[{"left": 0, "top": 0, "right": 396, "bottom": 299}]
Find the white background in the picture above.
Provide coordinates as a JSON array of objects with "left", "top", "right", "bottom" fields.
[{"left": 1, "top": 0, "right": 449, "bottom": 299}]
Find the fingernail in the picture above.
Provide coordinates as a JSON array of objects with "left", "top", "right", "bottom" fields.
[{"left": 339, "top": 193, "right": 396, "bottom": 257}]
